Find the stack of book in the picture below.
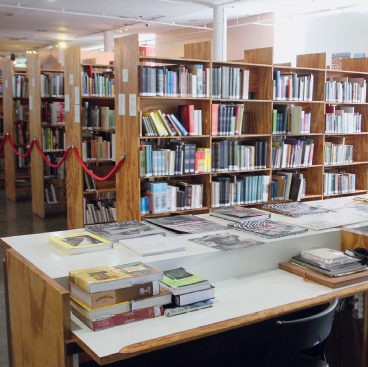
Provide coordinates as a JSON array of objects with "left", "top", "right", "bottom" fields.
[
  {"left": 212, "top": 67, "right": 250, "bottom": 99},
  {"left": 42, "top": 127, "right": 65, "bottom": 152},
  {"left": 82, "top": 133, "right": 116, "bottom": 161},
  {"left": 323, "top": 171, "right": 356, "bottom": 195},
  {"left": 263, "top": 202, "right": 328, "bottom": 217},
  {"left": 211, "top": 103, "right": 247, "bottom": 136},
  {"left": 273, "top": 71, "right": 314, "bottom": 101},
  {"left": 325, "top": 105, "right": 362, "bottom": 134},
  {"left": 160, "top": 268, "right": 215, "bottom": 310},
  {"left": 212, "top": 140, "right": 268, "bottom": 171},
  {"left": 210, "top": 207, "right": 270, "bottom": 222},
  {"left": 139, "top": 64, "right": 210, "bottom": 98},
  {"left": 271, "top": 171, "right": 306, "bottom": 201},
  {"left": 70, "top": 262, "right": 170, "bottom": 331},
  {"left": 81, "top": 72, "right": 115, "bottom": 97},
  {"left": 42, "top": 101, "right": 65, "bottom": 125},
  {"left": 41, "top": 73, "right": 64, "bottom": 97},
  {"left": 325, "top": 77, "right": 367, "bottom": 103},
  {"left": 291, "top": 248, "right": 367, "bottom": 277},
  {"left": 272, "top": 105, "right": 311, "bottom": 135},
  {"left": 324, "top": 137, "right": 353, "bottom": 165},
  {"left": 272, "top": 137, "right": 314, "bottom": 168},
  {"left": 13, "top": 75, "right": 29, "bottom": 97},
  {"left": 82, "top": 104, "right": 115, "bottom": 130},
  {"left": 84, "top": 198, "right": 117, "bottom": 224}
]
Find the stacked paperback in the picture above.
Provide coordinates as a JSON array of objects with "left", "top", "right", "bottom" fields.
[{"left": 262, "top": 202, "right": 329, "bottom": 217}]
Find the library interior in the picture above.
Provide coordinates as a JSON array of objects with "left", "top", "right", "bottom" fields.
[{"left": 4, "top": 0, "right": 368, "bottom": 366}]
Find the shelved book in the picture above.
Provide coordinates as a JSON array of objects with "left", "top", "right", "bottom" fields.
[
  {"left": 273, "top": 71, "right": 314, "bottom": 101},
  {"left": 41, "top": 73, "right": 64, "bottom": 97},
  {"left": 82, "top": 103, "right": 115, "bottom": 130},
  {"left": 139, "top": 64, "right": 210, "bottom": 98},
  {"left": 81, "top": 71, "right": 115, "bottom": 97},
  {"left": 262, "top": 202, "right": 329, "bottom": 217},
  {"left": 210, "top": 207, "right": 270, "bottom": 222},
  {"left": 211, "top": 174, "right": 270, "bottom": 207},
  {"left": 14, "top": 100, "right": 29, "bottom": 121},
  {"left": 323, "top": 171, "right": 356, "bottom": 195},
  {"left": 13, "top": 75, "right": 28, "bottom": 97},
  {"left": 42, "top": 127, "right": 65, "bottom": 152},
  {"left": 44, "top": 181, "right": 58, "bottom": 204},
  {"left": 82, "top": 132, "right": 115, "bottom": 161},
  {"left": 42, "top": 101, "right": 65, "bottom": 125},
  {"left": 325, "top": 105, "right": 362, "bottom": 134},
  {"left": 86, "top": 220, "right": 165, "bottom": 241},
  {"left": 211, "top": 103, "right": 248, "bottom": 136},
  {"left": 324, "top": 137, "right": 353, "bottom": 165},
  {"left": 271, "top": 172, "right": 306, "bottom": 202},
  {"left": 14, "top": 121, "right": 28, "bottom": 145},
  {"left": 212, "top": 66, "right": 249, "bottom": 99},
  {"left": 212, "top": 140, "right": 267, "bottom": 171},
  {"left": 84, "top": 197, "right": 117, "bottom": 224},
  {"left": 325, "top": 76, "right": 367, "bottom": 103},
  {"left": 228, "top": 220, "right": 308, "bottom": 239},
  {"left": 272, "top": 105, "right": 311, "bottom": 135},
  {"left": 145, "top": 215, "right": 227, "bottom": 234},
  {"left": 48, "top": 232, "right": 112, "bottom": 255},
  {"left": 69, "top": 262, "right": 163, "bottom": 293}
]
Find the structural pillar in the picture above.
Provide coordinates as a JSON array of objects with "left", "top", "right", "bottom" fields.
[
  {"left": 104, "top": 30, "right": 114, "bottom": 52},
  {"left": 213, "top": 5, "right": 227, "bottom": 61}
]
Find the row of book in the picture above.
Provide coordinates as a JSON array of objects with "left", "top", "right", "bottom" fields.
[
  {"left": 141, "top": 181, "right": 204, "bottom": 214},
  {"left": 44, "top": 155, "right": 66, "bottom": 179},
  {"left": 82, "top": 104, "right": 115, "bottom": 131},
  {"left": 211, "top": 103, "right": 248, "bottom": 136},
  {"left": 82, "top": 133, "right": 116, "bottom": 161},
  {"left": 42, "top": 128, "right": 65, "bottom": 152},
  {"left": 273, "top": 72, "right": 314, "bottom": 101},
  {"left": 271, "top": 172, "right": 306, "bottom": 201},
  {"left": 17, "top": 148, "right": 29, "bottom": 168},
  {"left": 14, "top": 121, "right": 29, "bottom": 145},
  {"left": 272, "top": 105, "right": 311, "bottom": 135},
  {"left": 325, "top": 105, "right": 362, "bottom": 134},
  {"left": 41, "top": 73, "right": 64, "bottom": 97},
  {"left": 324, "top": 142, "right": 353, "bottom": 165},
  {"left": 139, "top": 65, "right": 210, "bottom": 98},
  {"left": 325, "top": 77, "right": 367, "bottom": 103},
  {"left": 212, "top": 140, "right": 268, "bottom": 172},
  {"left": 44, "top": 181, "right": 59, "bottom": 204},
  {"left": 212, "top": 67, "right": 249, "bottom": 99},
  {"left": 42, "top": 101, "right": 65, "bottom": 125},
  {"left": 84, "top": 198, "right": 117, "bottom": 224},
  {"left": 140, "top": 143, "right": 210, "bottom": 177},
  {"left": 211, "top": 174, "right": 270, "bottom": 207},
  {"left": 323, "top": 172, "right": 356, "bottom": 195},
  {"left": 81, "top": 72, "right": 115, "bottom": 97},
  {"left": 13, "top": 75, "right": 28, "bottom": 97},
  {"left": 272, "top": 138, "right": 314, "bottom": 168},
  {"left": 14, "top": 100, "right": 29, "bottom": 121}
]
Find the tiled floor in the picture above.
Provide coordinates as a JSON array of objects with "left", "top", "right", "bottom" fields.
[{"left": 0, "top": 189, "right": 67, "bottom": 367}]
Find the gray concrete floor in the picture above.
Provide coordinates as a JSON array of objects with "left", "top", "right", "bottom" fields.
[{"left": 0, "top": 189, "right": 67, "bottom": 367}]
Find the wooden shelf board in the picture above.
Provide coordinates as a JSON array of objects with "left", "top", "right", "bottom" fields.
[
  {"left": 272, "top": 133, "right": 323, "bottom": 136},
  {"left": 326, "top": 69, "right": 368, "bottom": 76},
  {"left": 212, "top": 98, "right": 270, "bottom": 103},
  {"left": 324, "top": 162, "right": 368, "bottom": 167},
  {"left": 212, "top": 168, "right": 270, "bottom": 174},
  {"left": 273, "top": 65, "right": 326, "bottom": 72},
  {"left": 325, "top": 132, "right": 368, "bottom": 136},
  {"left": 273, "top": 100, "right": 324, "bottom": 104},
  {"left": 325, "top": 102, "right": 368, "bottom": 106},
  {"left": 83, "top": 128, "right": 115, "bottom": 133},
  {"left": 141, "top": 172, "right": 209, "bottom": 179},
  {"left": 213, "top": 61, "right": 272, "bottom": 68},
  {"left": 41, "top": 69, "right": 64, "bottom": 73},
  {"left": 323, "top": 190, "right": 367, "bottom": 198},
  {"left": 142, "top": 207, "right": 209, "bottom": 218},
  {"left": 212, "top": 134, "right": 271, "bottom": 138},
  {"left": 81, "top": 96, "right": 115, "bottom": 100},
  {"left": 140, "top": 96, "right": 210, "bottom": 101},
  {"left": 84, "top": 189, "right": 116, "bottom": 194},
  {"left": 272, "top": 165, "right": 323, "bottom": 170},
  {"left": 41, "top": 96, "right": 65, "bottom": 99},
  {"left": 140, "top": 135, "right": 210, "bottom": 139}
]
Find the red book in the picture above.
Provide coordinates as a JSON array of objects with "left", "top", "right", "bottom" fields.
[
  {"left": 179, "top": 105, "right": 195, "bottom": 134},
  {"left": 195, "top": 151, "right": 200, "bottom": 173},
  {"left": 59, "top": 102, "right": 63, "bottom": 124},
  {"left": 325, "top": 105, "right": 335, "bottom": 114},
  {"left": 211, "top": 104, "right": 219, "bottom": 136}
]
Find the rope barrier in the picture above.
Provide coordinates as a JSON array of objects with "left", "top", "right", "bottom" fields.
[{"left": 0, "top": 134, "right": 125, "bottom": 181}]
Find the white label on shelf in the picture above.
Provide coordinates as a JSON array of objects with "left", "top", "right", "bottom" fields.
[
  {"left": 29, "top": 95, "right": 33, "bottom": 110},
  {"left": 32, "top": 78, "right": 36, "bottom": 87},
  {"left": 129, "top": 94, "right": 137, "bottom": 117},
  {"left": 69, "top": 74, "right": 74, "bottom": 85},
  {"left": 119, "top": 94, "right": 125, "bottom": 116},
  {"left": 123, "top": 69, "right": 128, "bottom": 82},
  {"left": 5, "top": 80, "right": 8, "bottom": 88},
  {"left": 74, "top": 87, "right": 80, "bottom": 105},
  {"left": 75, "top": 104, "right": 80, "bottom": 123},
  {"left": 65, "top": 94, "right": 70, "bottom": 112}
]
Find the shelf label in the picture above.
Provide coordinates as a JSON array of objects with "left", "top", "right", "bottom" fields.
[
  {"left": 5, "top": 80, "right": 8, "bottom": 88},
  {"left": 119, "top": 94, "right": 125, "bottom": 116},
  {"left": 32, "top": 78, "right": 36, "bottom": 87},
  {"left": 74, "top": 87, "right": 80, "bottom": 105},
  {"left": 69, "top": 74, "right": 74, "bottom": 85},
  {"left": 75, "top": 104, "right": 80, "bottom": 123},
  {"left": 129, "top": 94, "right": 137, "bottom": 117},
  {"left": 65, "top": 94, "right": 70, "bottom": 112},
  {"left": 123, "top": 69, "right": 128, "bottom": 82},
  {"left": 29, "top": 95, "right": 33, "bottom": 110}
]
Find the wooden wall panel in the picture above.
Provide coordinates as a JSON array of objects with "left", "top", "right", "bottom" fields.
[
  {"left": 184, "top": 41, "right": 212, "bottom": 61},
  {"left": 244, "top": 47, "right": 273, "bottom": 65},
  {"left": 296, "top": 52, "right": 326, "bottom": 69}
]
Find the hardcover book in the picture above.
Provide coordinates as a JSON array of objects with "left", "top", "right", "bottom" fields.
[
  {"left": 144, "top": 215, "right": 227, "bottom": 234},
  {"left": 228, "top": 220, "right": 308, "bottom": 239},
  {"left": 263, "top": 202, "right": 329, "bottom": 217},
  {"left": 190, "top": 232, "right": 264, "bottom": 251},
  {"left": 210, "top": 207, "right": 270, "bottom": 222},
  {"left": 85, "top": 220, "right": 165, "bottom": 241},
  {"left": 164, "top": 300, "right": 213, "bottom": 317}
]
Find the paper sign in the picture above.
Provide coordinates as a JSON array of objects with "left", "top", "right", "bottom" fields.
[
  {"left": 69, "top": 74, "right": 74, "bottom": 85},
  {"left": 29, "top": 95, "right": 33, "bottom": 110},
  {"left": 75, "top": 104, "right": 80, "bottom": 123},
  {"left": 129, "top": 94, "right": 137, "bottom": 117},
  {"left": 74, "top": 87, "right": 80, "bottom": 105},
  {"left": 123, "top": 69, "right": 128, "bottom": 82},
  {"left": 32, "top": 78, "right": 36, "bottom": 87},
  {"left": 5, "top": 80, "right": 8, "bottom": 88},
  {"left": 119, "top": 94, "right": 125, "bottom": 116},
  {"left": 65, "top": 94, "right": 70, "bottom": 112}
]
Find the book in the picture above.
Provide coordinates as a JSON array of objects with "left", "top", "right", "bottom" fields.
[
  {"left": 120, "top": 235, "right": 186, "bottom": 256},
  {"left": 160, "top": 267, "right": 211, "bottom": 295},
  {"left": 144, "top": 215, "right": 227, "bottom": 234},
  {"left": 48, "top": 233, "right": 112, "bottom": 255},
  {"left": 354, "top": 195, "right": 368, "bottom": 203},
  {"left": 164, "top": 300, "right": 213, "bottom": 317},
  {"left": 70, "top": 281, "right": 160, "bottom": 309},
  {"left": 209, "top": 207, "right": 270, "bottom": 222},
  {"left": 262, "top": 202, "right": 329, "bottom": 217},
  {"left": 189, "top": 232, "right": 264, "bottom": 251},
  {"left": 85, "top": 220, "right": 165, "bottom": 241},
  {"left": 131, "top": 287, "right": 172, "bottom": 311},
  {"left": 69, "top": 262, "right": 163, "bottom": 293},
  {"left": 174, "top": 286, "right": 215, "bottom": 306},
  {"left": 72, "top": 305, "right": 164, "bottom": 331},
  {"left": 228, "top": 220, "right": 308, "bottom": 239}
]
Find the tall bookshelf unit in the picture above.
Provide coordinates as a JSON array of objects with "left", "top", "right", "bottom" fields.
[{"left": 3, "top": 60, "right": 31, "bottom": 201}]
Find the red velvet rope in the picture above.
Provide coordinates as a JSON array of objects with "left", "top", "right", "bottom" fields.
[
  {"left": 0, "top": 134, "right": 8, "bottom": 150},
  {"left": 34, "top": 140, "right": 71, "bottom": 168},
  {"left": 7, "top": 136, "right": 34, "bottom": 157}
]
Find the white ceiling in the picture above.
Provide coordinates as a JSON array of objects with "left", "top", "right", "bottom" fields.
[{"left": 0, "top": 0, "right": 364, "bottom": 52}]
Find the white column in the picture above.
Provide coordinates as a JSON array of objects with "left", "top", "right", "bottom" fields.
[
  {"left": 213, "top": 5, "right": 227, "bottom": 61},
  {"left": 104, "top": 30, "right": 114, "bottom": 52}
]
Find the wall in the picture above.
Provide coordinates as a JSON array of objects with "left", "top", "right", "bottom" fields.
[
  {"left": 80, "top": 51, "right": 114, "bottom": 65},
  {"left": 155, "top": 13, "right": 274, "bottom": 61}
]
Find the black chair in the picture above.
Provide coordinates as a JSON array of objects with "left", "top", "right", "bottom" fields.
[{"left": 267, "top": 298, "right": 339, "bottom": 367}]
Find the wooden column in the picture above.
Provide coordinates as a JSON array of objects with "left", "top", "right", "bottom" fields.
[{"left": 64, "top": 46, "right": 84, "bottom": 229}]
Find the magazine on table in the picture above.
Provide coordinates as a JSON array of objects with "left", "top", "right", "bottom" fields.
[{"left": 263, "top": 202, "right": 329, "bottom": 217}]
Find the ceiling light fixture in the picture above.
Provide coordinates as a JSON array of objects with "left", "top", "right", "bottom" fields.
[{"left": 59, "top": 42, "right": 66, "bottom": 48}]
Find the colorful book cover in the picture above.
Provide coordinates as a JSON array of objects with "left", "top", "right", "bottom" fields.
[
  {"left": 262, "top": 202, "right": 329, "bottom": 217},
  {"left": 161, "top": 268, "right": 207, "bottom": 289},
  {"left": 331, "top": 52, "right": 350, "bottom": 70},
  {"left": 210, "top": 207, "right": 268, "bottom": 219}
]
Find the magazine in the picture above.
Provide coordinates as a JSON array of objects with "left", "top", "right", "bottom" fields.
[
  {"left": 190, "top": 232, "right": 264, "bottom": 251},
  {"left": 309, "top": 197, "right": 368, "bottom": 218},
  {"left": 263, "top": 202, "right": 329, "bottom": 217},
  {"left": 228, "top": 220, "right": 308, "bottom": 239},
  {"left": 85, "top": 220, "right": 165, "bottom": 241},
  {"left": 210, "top": 207, "right": 270, "bottom": 222},
  {"left": 144, "top": 215, "right": 227, "bottom": 234}
]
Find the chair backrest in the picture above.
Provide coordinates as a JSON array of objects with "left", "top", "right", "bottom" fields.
[{"left": 273, "top": 298, "right": 338, "bottom": 352}]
